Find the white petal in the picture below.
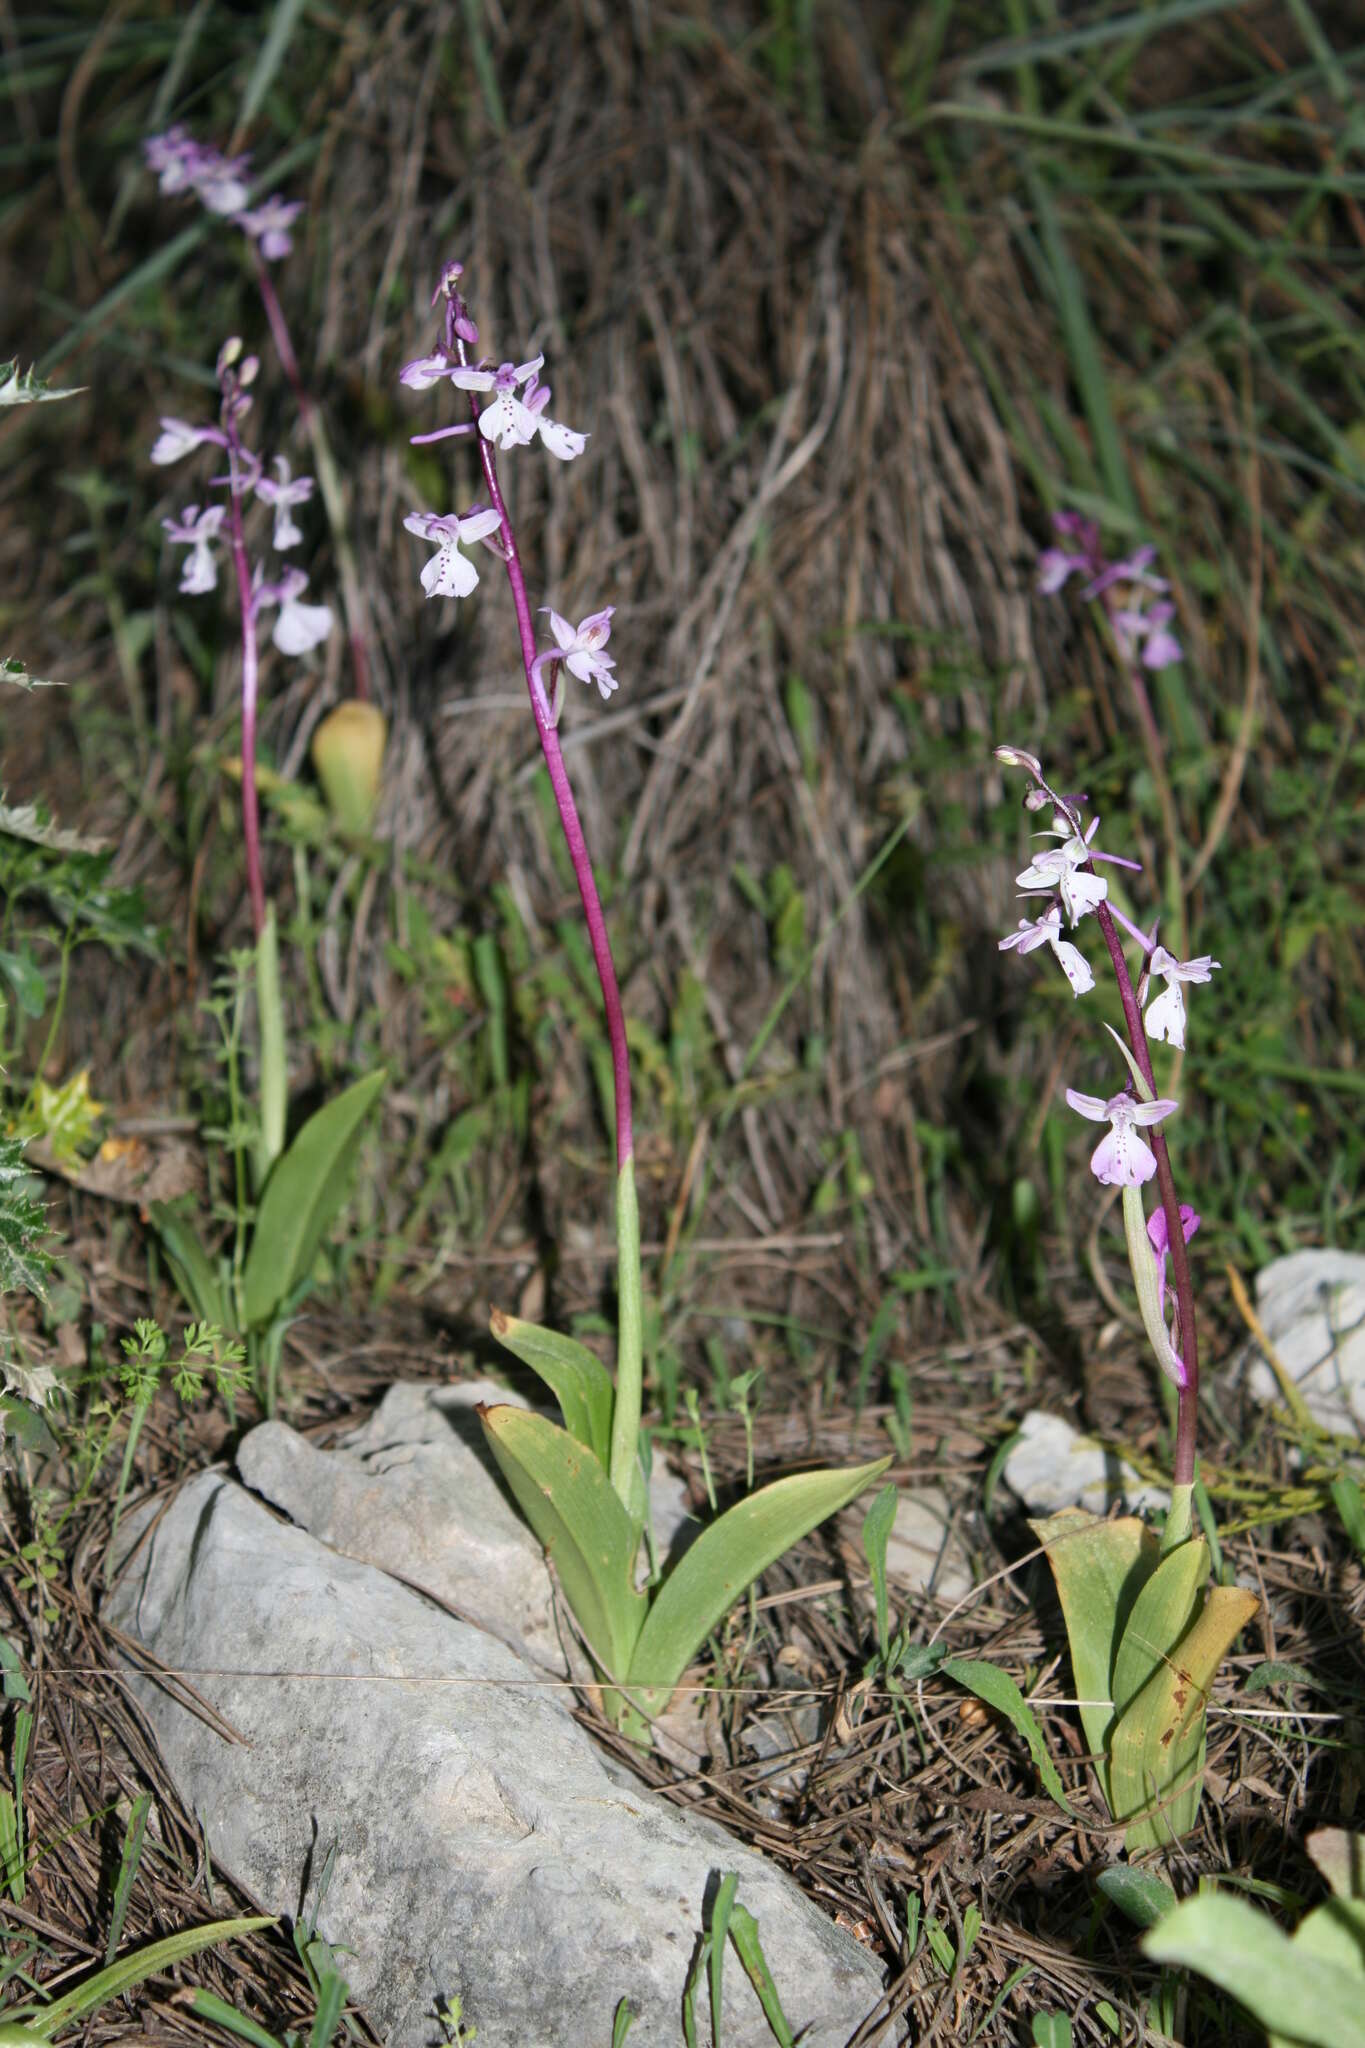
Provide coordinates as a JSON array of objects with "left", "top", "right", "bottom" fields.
[
  {"left": 1051, "top": 937, "right": 1095, "bottom": 995},
  {"left": 456, "top": 506, "right": 503, "bottom": 544},
  {"left": 1092, "top": 1124, "right": 1157, "bottom": 1187},
  {"left": 421, "top": 544, "right": 479, "bottom": 600},
  {"left": 273, "top": 599, "right": 332, "bottom": 654},
  {"left": 1130, "top": 1096, "right": 1179, "bottom": 1127},
  {"left": 1064, "top": 1089, "right": 1110, "bottom": 1123},
  {"left": 536, "top": 415, "right": 587, "bottom": 460},
  {"left": 1059, "top": 870, "right": 1107, "bottom": 924},
  {"left": 1144, "top": 981, "right": 1185, "bottom": 1048},
  {"left": 478, "top": 393, "right": 535, "bottom": 449}
]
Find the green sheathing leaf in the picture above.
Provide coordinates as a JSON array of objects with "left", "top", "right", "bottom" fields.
[
  {"left": 1030, "top": 1510, "right": 1159, "bottom": 1803},
  {"left": 1110, "top": 1579, "right": 1258, "bottom": 1850},
  {"left": 241, "top": 1068, "right": 385, "bottom": 1327},
  {"left": 489, "top": 1309, "right": 614, "bottom": 1468},
  {"left": 626, "top": 1457, "right": 890, "bottom": 1714},
  {"left": 941, "top": 1658, "right": 1073, "bottom": 1817},
  {"left": 1110, "top": 1539, "right": 1210, "bottom": 1718},
  {"left": 478, "top": 1405, "right": 646, "bottom": 1681},
  {"left": 1144, "top": 1894, "right": 1365, "bottom": 2048},
  {"left": 254, "top": 906, "right": 287, "bottom": 1191}
]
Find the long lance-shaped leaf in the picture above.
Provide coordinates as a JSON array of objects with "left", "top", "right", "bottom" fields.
[
  {"left": 1110, "top": 1538, "right": 1208, "bottom": 1718},
  {"left": 241, "top": 1068, "right": 385, "bottom": 1328},
  {"left": 4, "top": 1916, "right": 273, "bottom": 2037},
  {"left": 1111, "top": 1579, "right": 1257, "bottom": 1851},
  {"left": 489, "top": 1310, "right": 614, "bottom": 1470},
  {"left": 478, "top": 1405, "right": 647, "bottom": 1681},
  {"left": 1030, "top": 1509, "right": 1159, "bottom": 1803},
  {"left": 625, "top": 1457, "right": 891, "bottom": 1715}
]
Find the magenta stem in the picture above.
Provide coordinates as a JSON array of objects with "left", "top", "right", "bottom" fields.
[
  {"left": 443, "top": 291, "right": 633, "bottom": 1168},
  {"left": 254, "top": 259, "right": 309, "bottom": 425}
]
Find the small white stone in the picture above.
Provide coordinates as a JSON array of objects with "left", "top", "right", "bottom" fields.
[
  {"left": 879, "top": 1488, "right": 974, "bottom": 1604},
  {"left": 1242, "top": 1250, "right": 1365, "bottom": 1436},
  {"left": 1002, "top": 1409, "right": 1169, "bottom": 1517}
]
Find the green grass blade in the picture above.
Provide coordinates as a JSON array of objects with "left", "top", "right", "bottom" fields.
[
  {"left": 236, "top": 0, "right": 310, "bottom": 135},
  {"left": 727, "top": 1903, "right": 797, "bottom": 2048},
  {"left": 708, "top": 1871, "right": 737, "bottom": 2047},
  {"left": 184, "top": 1988, "right": 285, "bottom": 2048},
  {"left": 103, "top": 1794, "right": 151, "bottom": 1964},
  {"left": 12, "top": 1916, "right": 274, "bottom": 2035}
]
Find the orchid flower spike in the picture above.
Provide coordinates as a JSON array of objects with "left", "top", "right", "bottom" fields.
[
  {"left": 403, "top": 506, "right": 503, "bottom": 599},
  {"left": 255, "top": 457, "right": 315, "bottom": 551},
  {"left": 1143, "top": 946, "right": 1220, "bottom": 1049},
  {"left": 999, "top": 907, "right": 1095, "bottom": 996},
  {"left": 1065, "top": 1086, "right": 1179, "bottom": 1187},
  {"left": 162, "top": 505, "right": 225, "bottom": 594},
  {"left": 410, "top": 353, "right": 586, "bottom": 459}
]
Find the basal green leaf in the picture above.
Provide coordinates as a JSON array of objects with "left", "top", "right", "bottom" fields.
[
  {"left": 1110, "top": 1580, "right": 1258, "bottom": 1851},
  {"left": 1144, "top": 1894, "right": 1365, "bottom": 2048},
  {"left": 625, "top": 1456, "right": 890, "bottom": 1715},
  {"left": 1030, "top": 1510, "right": 1159, "bottom": 1801},
  {"left": 1095, "top": 1865, "right": 1176, "bottom": 1930},
  {"left": 241, "top": 1068, "right": 385, "bottom": 1328},
  {"left": 478, "top": 1405, "right": 646, "bottom": 1681},
  {"left": 489, "top": 1309, "right": 614, "bottom": 1469}
]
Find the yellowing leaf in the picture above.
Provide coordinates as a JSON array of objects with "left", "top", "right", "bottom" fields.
[
  {"left": 23, "top": 1070, "right": 103, "bottom": 1168},
  {"left": 1110, "top": 1579, "right": 1258, "bottom": 1851}
]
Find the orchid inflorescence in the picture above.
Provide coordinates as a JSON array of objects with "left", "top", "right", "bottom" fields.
[
  {"left": 151, "top": 339, "right": 331, "bottom": 936},
  {"left": 397, "top": 264, "right": 611, "bottom": 724},
  {"left": 995, "top": 709, "right": 1216, "bottom": 1485},
  {"left": 143, "top": 128, "right": 303, "bottom": 261}
]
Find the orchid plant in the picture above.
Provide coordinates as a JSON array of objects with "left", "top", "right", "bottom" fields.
[
  {"left": 400, "top": 262, "right": 888, "bottom": 1741},
  {"left": 147, "top": 342, "right": 383, "bottom": 1411},
  {"left": 143, "top": 126, "right": 383, "bottom": 820},
  {"left": 997, "top": 528, "right": 1256, "bottom": 1851}
]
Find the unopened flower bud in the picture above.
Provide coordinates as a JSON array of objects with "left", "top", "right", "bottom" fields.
[
  {"left": 311, "top": 700, "right": 388, "bottom": 831},
  {"left": 994, "top": 744, "right": 1043, "bottom": 775}
]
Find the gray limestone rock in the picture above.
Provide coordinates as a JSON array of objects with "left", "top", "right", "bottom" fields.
[
  {"left": 235, "top": 1382, "right": 700, "bottom": 1677},
  {"left": 106, "top": 1471, "right": 891, "bottom": 2048}
]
